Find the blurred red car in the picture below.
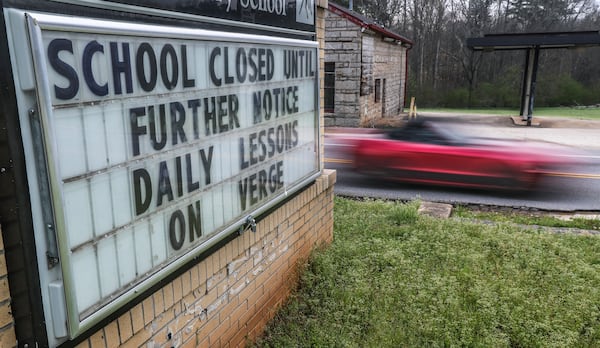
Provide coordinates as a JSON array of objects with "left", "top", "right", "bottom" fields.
[{"left": 352, "top": 119, "right": 578, "bottom": 191}]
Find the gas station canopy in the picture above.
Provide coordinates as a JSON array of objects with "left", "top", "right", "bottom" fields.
[
  {"left": 467, "top": 31, "right": 600, "bottom": 125},
  {"left": 467, "top": 31, "right": 600, "bottom": 51}
]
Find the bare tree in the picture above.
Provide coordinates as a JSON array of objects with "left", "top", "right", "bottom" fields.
[
  {"left": 345, "top": 0, "right": 600, "bottom": 106},
  {"left": 359, "top": 0, "right": 405, "bottom": 28},
  {"left": 404, "top": 0, "right": 447, "bottom": 88}
]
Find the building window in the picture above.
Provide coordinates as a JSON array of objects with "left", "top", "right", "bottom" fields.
[
  {"left": 324, "top": 62, "right": 335, "bottom": 113},
  {"left": 374, "top": 78, "right": 381, "bottom": 103}
]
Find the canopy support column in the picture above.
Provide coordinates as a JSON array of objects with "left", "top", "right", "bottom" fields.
[{"left": 520, "top": 46, "right": 540, "bottom": 126}]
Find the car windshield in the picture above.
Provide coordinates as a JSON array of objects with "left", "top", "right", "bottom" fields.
[
  {"left": 387, "top": 120, "right": 470, "bottom": 146},
  {"left": 430, "top": 123, "right": 470, "bottom": 145}
]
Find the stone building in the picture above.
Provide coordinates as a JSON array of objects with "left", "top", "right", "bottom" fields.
[{"left": 324, "top": 2, "right": 413, "bottom": 127}]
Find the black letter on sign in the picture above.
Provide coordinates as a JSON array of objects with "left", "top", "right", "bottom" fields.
[
  {"left": 157, "top": 161, "right": 174, "bottom": 207},
  {"left": 185, "top": 153, "right": 200, "bottom": 193},
  {"left": 170, "top": 102, "right": 187, "bottom": 146},
  {"left": 209, "top": 47, "right": 221, "bottom": 86},
  {"left": 239, "top": 137, "right": 249, "bottom": 170},
  {"left": 133, "top": 168, "right": 152, "bottom": 215},
  {"left": 266, "top": 49, "right": 275, "bottom": 80},
  {"left": 110, "top": 42, "right": 133, "bottom": 95},
  {"left": 82, "top": 40, "right": 108, "bottom": 97},
  {"left": 136, "top": 42, "right": 158, "bottom": 92},
  {"left": 160, "top": 44, "right": 178, "bottom": 90},
  {"left": 130, "top": 107, "right": 147, "bottom": 157},
  {"left": 169, "top": 210, "right": 185, "bottom": 250},
  {"left": 200, "top": 146, "right": 213, "bottom": 185},
  {"left": 148, "top": 105, "right": 167, "bottom": 151},
  {"left": 238, "top": 178, "right": 248, "bottom": 211},
  {"left": 181, "top": 45, "right": 195, "bottom": 88},
  {"left": 48, "top": 38, "right": 79, "bottom": 100},
  {"left": 224, "top": 47, "right": 234, "bottom": 84},
  {"left": 188, "top": 201, "right": 202, "bottom": 242},
  {"left": 236, "top": 48, "right": 247, "bottom": 83},
  {"left": 292, "top": 119, "right": 299, "bottom": 146},
  {"left": 188, "top": 99, "right": 201, "bottom": 140}
]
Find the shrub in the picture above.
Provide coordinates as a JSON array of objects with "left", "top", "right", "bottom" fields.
[
  {"left": 543, "top": 75, "right": 594, "bottom": 106},
  {"left": 440, "top": 88, "right": 470, "bottom": 108}
]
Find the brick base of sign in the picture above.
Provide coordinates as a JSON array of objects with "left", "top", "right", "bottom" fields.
[
  {"left": 0, "top": 165, "right": 336, "bottom": 348},
  {"left": 75, "top": 169, "right": 336, "bottom": 348}
]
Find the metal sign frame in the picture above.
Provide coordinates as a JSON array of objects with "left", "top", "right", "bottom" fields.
[{"left": 21, "top": 10, "right": 320, "bottom": 339}]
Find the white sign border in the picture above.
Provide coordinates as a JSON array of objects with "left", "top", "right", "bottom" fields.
[{"left": 25, "top": 11, "right": 321, "bottom": 337}]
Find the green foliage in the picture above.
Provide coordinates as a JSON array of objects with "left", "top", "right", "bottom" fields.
[
  {"left": 538, "top": 74, "right": 596, "bottom": 107},
  {"left": 414, "top": 67, "right": 600, "bottom": 109},
  {"left": 418, "top": 107, "right": 600, "bottom": 119},
  {"left": 433, "top": 82, "right": 521, "bottom": 109},
  {"left": 406, "top": 80, "right": 441, "bottom": 107},
  {"left": 254, "top": 198, "right": 600, "bottom": 347},
  {"left": 472, "top": 82, "right": 521, "bottom": 108},
  {"left": 440, "top": 88, "right": 470, "bottom": 108}
]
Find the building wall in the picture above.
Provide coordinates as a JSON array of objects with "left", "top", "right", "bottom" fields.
[
  {"left": 324, "top": 10, "right": 362, "bottom": 127},
  {"left": 325, "top": 9, "right": 409, "bottom": 127},
  {"left": 359, "top": 35, "right": 376, "bottom": 123},
  {"left": 359, "top": 36, "right": 408, "bottom": 126},
  {"left": 0, "top": 3, "right": 335, "bottom": 348}
]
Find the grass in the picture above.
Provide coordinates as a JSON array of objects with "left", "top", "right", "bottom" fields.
[
  {"left": 254, "top": 197, "right": 600, "bottom": 347},
  {"left": 419, "top": 107, "right": 600, "bottom": 119}
]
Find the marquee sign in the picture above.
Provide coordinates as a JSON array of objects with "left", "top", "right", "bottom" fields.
[
  {"left": 109, "top": 0, "right": 316, "bottom": 32},
  {"left": 24, "top": 11, "right": 319, "bottom": 335}
]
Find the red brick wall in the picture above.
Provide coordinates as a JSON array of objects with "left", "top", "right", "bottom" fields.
[{"left": 75, "top": 170, "right": 336, "bottom": 348}]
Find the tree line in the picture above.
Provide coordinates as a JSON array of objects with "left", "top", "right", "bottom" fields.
[{"left": 338, "top": 0, "right": 600, "bottom": 108}]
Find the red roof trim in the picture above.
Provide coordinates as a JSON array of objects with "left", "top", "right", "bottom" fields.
[{"left": 328, "top": 2, "right": 413, "bottom": 46}]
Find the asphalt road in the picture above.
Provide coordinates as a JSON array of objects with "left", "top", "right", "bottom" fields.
[{"left": 325, "top": 118, "right": 600, "bottom": 211}]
